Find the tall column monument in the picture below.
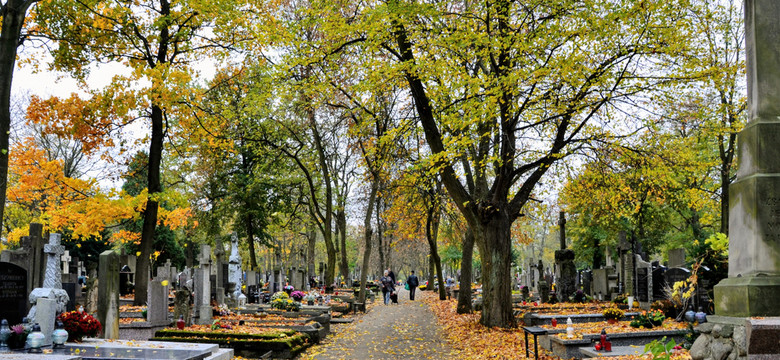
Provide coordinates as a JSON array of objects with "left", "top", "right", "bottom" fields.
[{"left": 714, "top": 0, "right": 780, "bottom": 317}]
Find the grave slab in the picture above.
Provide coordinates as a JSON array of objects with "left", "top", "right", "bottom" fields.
[{"left": 580, "top": 345, "right": 646, "bottom": 358}]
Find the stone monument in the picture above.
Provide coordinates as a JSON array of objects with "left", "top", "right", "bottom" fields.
[
  {"left": 228, "top": 232, "right": 243, "bottom": 300},
  {"left": 554, "top": 211, "right": 576, "bottom": 301},
  {"left": 97, "top": 250, "right": 119, "bottom": 339},
  {"left": 714, "top": 0, "right": 780, "bottom": 318},
  {"left": 195, "top": 245, "right": 212, "bottom": 325},
  {"left": 27, "top": 233, "right": 69, "bottom": 327}
]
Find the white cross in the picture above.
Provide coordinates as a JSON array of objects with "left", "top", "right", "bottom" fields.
[{"left": 61, "top": 250, "right": 72, "bottom": 274}]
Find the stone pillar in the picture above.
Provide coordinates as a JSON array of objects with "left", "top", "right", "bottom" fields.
[
  {"left": 714, "top": 0, "right": 780, "bottom": 317},
  {"left": 97, "top": 250, "right": 119, "bottom": 339},
  {"left": 228, "top": 232, "right": 243, "bottom": 299},
  {"left": 195, "top": 245, "right": 212, "bottom": 325}
]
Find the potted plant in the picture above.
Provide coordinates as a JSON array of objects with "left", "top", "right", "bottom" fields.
[
  {"left": 303, "top": 293, "right": 316, "bottom": 306},
  {"left": 6, "top": 324, "right": 28, "bottom": 349},
  {"left": 290, "top": 291, "right": 305, "bottom": 302},
  {"left": 57, "top": 311, "right": 102, "bottom": 342},
  {"left": 603, "top": 307, "right": 624, "bottom": 324}
]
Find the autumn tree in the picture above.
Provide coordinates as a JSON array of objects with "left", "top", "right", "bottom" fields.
[
  {"left": 33, "top": 0, "right": 245, "bottom": 305},
  {"left": 0, "top": 0, "right": 38, "bottom": 237},
  {"left": 350, "top": 0, "right": 692, "bottom": 327}
]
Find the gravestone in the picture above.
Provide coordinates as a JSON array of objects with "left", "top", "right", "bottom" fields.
[
  {"left": 581, "top": 269, "right": 592, "bottom": 296},
  {"left": 27, "top": 233, "right": 69, "bottom": 324},
  {"left": 119, "top": 265, "right": 134, "bottom": 296},
  {"left": 664, "top": 267, "right": 691, "bottom": 289},
  {"left": 36, "top": 297, "right": 57, "bottom": 346},
  {"left": 0, "top": 262, "right": 27, "bottom": 325},
  {"left": 668, "top": 248, "right": 686, "bottom": 268},
  {"left": 147, "top": 280, "right": 168, "bottom": 326},
  {"left": 651, "top": 262, "right": 667, "bottom": 301},
  {"left": 178, "top": 266, "right": 192, "bottom": 290},
  {"left": 592, "top": 269, "right": 608, "bottom": 299},
  {"left": 62, "top": 282, "right": 77, "bottom": 311},
  {"left": 97, "top": 250, "right": 119, "bottom": 339},
  {"left": 195, "top": 245, "right": 212, "bottom": 325},
  {"left": 714, "top": 0, "right": 780, "bottom": 318},
  {"left": 635, "top": 255, "right": 652, "bottom": 303},
  {"left": 173, "top": 289, "right": 191, "bottom": 325},
  {"left": 228, "top": 233, "right": 243, "bottom": 299},
  {"left": 554, "top": 212, "right": 576, "bottom": 301}
]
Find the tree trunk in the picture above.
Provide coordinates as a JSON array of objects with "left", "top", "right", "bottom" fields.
[
  {"left": 377, "top": 204, "right": 386, "bottom": 274},
  {"left": 134, "top": 103, "right": 164, "bottom": 306},
  {"left": 307, "top": 229, "right": 316, "bottom": 289},
  {"left": 475, "top": 213, "right": 516, "bottom": 328},
  {"left": 358, "top": 180, "right": 378, "bottom": 304},
  {"left": 245, "top": 212, "right": 257, "bottom": 270},
  {"left": 338, "top": 210, "right": 350, "bottom": 285},
  {"left": 457, "top": 227, "right": 475, "bottom": 314},
  {"left": 425, "top": 207, "right": 446, "bottom": 300},
  {"left": 720, "top": 168, "right": 730, "bottom": 236},
  {"left": 428, "top": 254, "right": 435, "bottom": 291},
  {"left": 0, "top": 0, "right": 35, "bottom": 239}
]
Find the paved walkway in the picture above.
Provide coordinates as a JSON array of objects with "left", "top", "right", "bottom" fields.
[{"left": 301, "top": 289, "right": 456, "bottom": 360}]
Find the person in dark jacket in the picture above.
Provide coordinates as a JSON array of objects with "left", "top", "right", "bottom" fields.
[
  {"left": 380, "top": 270, "right": 395, "bottom": 305},
  {"left": 406, "top": 271, "right": 419, "bottom": 300}
]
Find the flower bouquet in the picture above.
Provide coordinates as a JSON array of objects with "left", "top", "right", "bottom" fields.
[
  {"left": 58, "top": 311, "right": 102, "bottom": 342},
  {"left": 6, "top": 324, "right": 28, "bottom": 349},
  {"left": 283, "top": 285, "right": 294, "bottom": 295},
  {"left": 603, "top": 307, "right": 624, "bottom": 324},
  {"left": 303, "top": 292, "right": 317, "bottom": 305},
  {"left": 290, "top": 291, "right": 305, "bottom": 301}
]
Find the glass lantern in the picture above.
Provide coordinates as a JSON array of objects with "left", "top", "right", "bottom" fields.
[
  {"left": 27, "top": 323, "right": 44, "bottom": 353},
  {"left": 0, "top": 319, "right": 11, "bottom": 348},
  {"left": 52, "top": 320, "right": 68, "bottom": 348}
]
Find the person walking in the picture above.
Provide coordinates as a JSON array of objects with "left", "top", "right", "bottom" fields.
[
  {"left": 381, "top": 270, "right": 395, "bottom": 305},
  {"left": 388, "top": 269, "right": 396, "bottom": 285},
  {"left": 406, "top": 271, "right": 419, "bottom": 301}
]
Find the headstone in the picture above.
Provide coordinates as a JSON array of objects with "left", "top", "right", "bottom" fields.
[
  {"left": 119, "top": 265, "right": 134, "bottom": 296},
  {"left": 635, "top": 255, "right": 652, "bottom": 303},
  {"left": 228, "top": 233, "right": 243, "bottom": 299},
  {"left": 62, "top": 282, "right": 77, "bottom": 311},
  {"left": 0, "top": 262, "right": 27, "bottom": 325},
  {"left": 61, "top": 250, "right": 72, "bottom": 275},
  {"left": 592, "top": 269, "right": 608, "bottom": 299},
  {"left": 664, "top": 267, "right": 691, "bottom": 289},
  {"left": 97, "top": 250, "right": 119, "bottom": 339},
  {"left": 581, "top": 269, "right": 592, "bottom": 296},
  {"left": 651, "top": 262, "right": 667, "bottom": 301},
  {"left": 605, "top": 246, "right": 615, "bottom": 268},
  {"left": 29, "top": 224, "right": 45, "bottom": 291},
  {"left": 147, "top": 280, "right": 168, "bottom": 326},
  {"left": 194, "top": 245, "right": 212, "bottom": 325},
  {"left": 27, "top": 233, "right": 69, "bottom": 323},
  {"left": 668, "top": 248, "right": 686, "bottom": 268},
  {"left": 35, "top": 297, "right": 56, "bottom": 346},
  {"left": 173, "top": 289, "right": 191, "bottom": 325},
  {"left": 714, "top": 0, "right": 780, "bottom": 318},
  {"left": 555, "top": 249, "right": 576, "bottom": 301},
  {"left": 246, "top": 270, "right": 257, "bottom": 287}
]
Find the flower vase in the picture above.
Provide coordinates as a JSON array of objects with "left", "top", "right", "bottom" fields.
[
  {"left": 308, "top": 301, "right": 314, "bottom": 306},
  {"left": 607, "top": 319, "right": 617, "bottom": 325}
]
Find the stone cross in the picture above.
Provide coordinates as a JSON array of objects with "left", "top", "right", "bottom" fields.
[
  {"left": 43, "top": 233, "right": 65, "bottom": 289},
  {"left": 195, "top": 244, "right": 212, "bottom": 325},
  {"left": 61, "top": 250, "right": 72, "bottom": 275}
]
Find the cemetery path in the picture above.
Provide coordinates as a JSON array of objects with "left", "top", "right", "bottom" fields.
[{"left": 300, "top": 289, "right": 457, "bottom": 360}]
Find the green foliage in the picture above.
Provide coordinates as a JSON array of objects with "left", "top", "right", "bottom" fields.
[
  {"left": 644, "top": 337, "right": 677, "bottom": 360},
  {"left": 630, "top": 309, "right": 666, "bottom": 329}
]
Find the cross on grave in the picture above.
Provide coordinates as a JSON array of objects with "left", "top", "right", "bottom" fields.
[
  {"left": 43, "top": 234, "right": 66, "bottom": 289},
  {"left": 61, "top": 250, "right": 72, "bottom": 275}
]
